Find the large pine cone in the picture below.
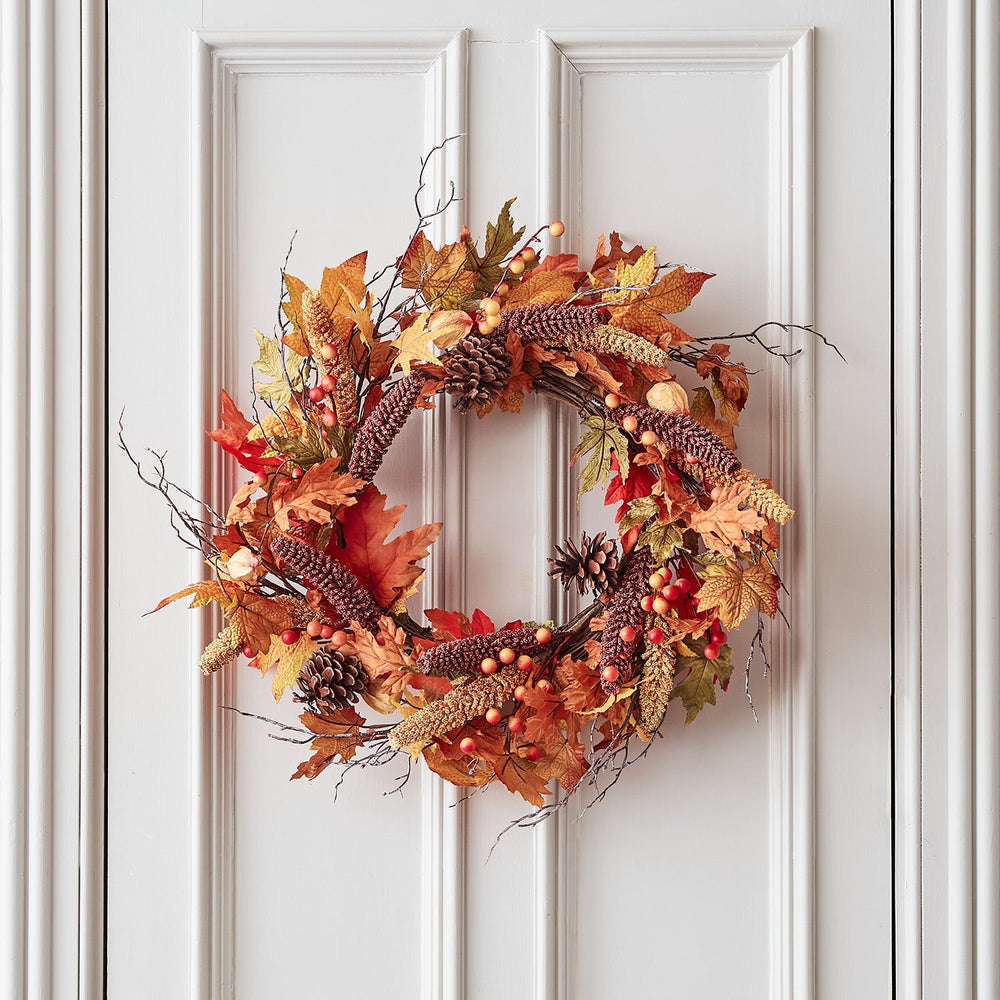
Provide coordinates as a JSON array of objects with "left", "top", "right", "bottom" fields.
[
  {"left": 548, "top": 531, "right": 619, "bottom": 597},
  {"left": 443, "top": 333, "right": 512, "bottom": 412},
  {"left": 294, "top": 648, "right": 369, "bottom": 715}
]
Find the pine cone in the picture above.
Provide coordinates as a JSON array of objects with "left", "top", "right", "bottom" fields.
[
  {"left": 443, "top": 334, "right": 511, "bottom": 411},
  {"left": 294, "top": 647, "right": 369, "bottom": 715},
  {"left": 548, "top": 531, "right": 619, "bottom": 597}
]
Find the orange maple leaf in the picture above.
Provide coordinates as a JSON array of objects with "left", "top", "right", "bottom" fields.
[
  {"left": 291, "top": 707, "right": 367, "bottom": 780},
  {"left": 504, "top": 270, "right": 577, "bottom": 307},
  {"left": 687, "top": 483, "right": 766, "bottom": 557},
  {"left": 320, "top": 252, "right": 368, "bottom": 336},
  {"left": 400, "top": 232, "right": 475, "bottom": 306},
  {"left": 229, "top": 592, "right": 295, "bottom": 652},
  {"left": 328, "top": 484, "right": 441, "bottom": 607},
  {"left": 609, "top": 265, "right": 712, "bottom": 345},
  {"left": 695, "top": 560, "right": 780, "bottom": 629},
  {"left": 270, "top": 458, "right": 365, "bottom": 531},
  {"left": 151, "top": 579, "right": 229, "bottom": 613}
]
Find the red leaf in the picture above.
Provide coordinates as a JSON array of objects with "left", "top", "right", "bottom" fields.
[{"left": 207, "top": 391, "right": 281, "bottom": 475}]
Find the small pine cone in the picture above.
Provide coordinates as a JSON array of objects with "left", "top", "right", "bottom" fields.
[
  {"left": 499, "top": 304, "right": 603, "bottom": 340},
  {"left": 548, "top": 531, "right": 619, "bottom": 597},
  {"left": 271, "top": 534, "right": 381, "bottom": 632},
  {"left": 387, "top": 664, "right": 520, "bottom": 749},
  {"left": 294, "top": 647, "right": 369, "bottom": 715},
  {"left": 348, "top": 373, "right": 426, "bottom": 481},
  {"left": 675, "top": 461, "right": 795, "bottom": 524},
  {"left": 636, "top": 632, "right": 676, "bottom": 739},
  {"left": 415, "top": 628, "right": 540, "bottom": 677},
  {"left": 198, "top": 622, "right": 246, "bottom": 676},
  {"left": 302, "top": 289, "right": 358, "bottom": 430},
  {"left": 599, "top": 547, "right": 652, "bottom": 694},
  {"left": 442, "top": 334, "right": 512, "bottom": 411},
  {"left": 609, "top": 403, "right": 741, "bottom": 475}
]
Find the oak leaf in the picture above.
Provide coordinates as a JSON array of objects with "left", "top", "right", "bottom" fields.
[
  {"left": 688, "top": 483, "right": 766, "bottom": 557},
  {"left": 328, "top": 484, "right": 441, "bottom": 607},
  {"left": 696, "top": 560, "right": 779, "bottom": 629}
]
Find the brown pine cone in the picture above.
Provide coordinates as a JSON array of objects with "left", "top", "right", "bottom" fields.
[
  {"left": 548, "top": 531, "right": 619, "bottom": 597},
  {"left": 443, "top": 333, "right": 511, "bottom": 411},
  {"left": 294, "top": 647, "right": 369, "bottom": 715}
]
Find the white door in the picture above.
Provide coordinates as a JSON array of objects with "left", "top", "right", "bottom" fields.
[{"left": 107, "top": 4, "right": 891, "bottom": 998}]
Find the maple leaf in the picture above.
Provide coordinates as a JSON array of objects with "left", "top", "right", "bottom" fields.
[
  {"left": 252, "top": 328, "right": 306, "bottom": 408},
  {"left": 425, "top": 608, "right": 476, "bottom": 642},
  {"left": 590, "top": 231, "right": 646, "bottom": 281},
  {"left": 504, "top": 270, "right": 577, "bottom": 307},
  {"left": 531, "top": 252, "right": 584, "bottom": 283},
  {"left": 688, "top": 483, "right": 766, "bottom": 557},
  {"left": 520, "top": 685, "right": 573, "bottom": 750},
  {"left": 535, "top": 736, "right": 588, "bottom": 793},
  {"left": 609, "top": 266, "right": 712, "bottom": 344},
  {"left": 387, "top": 313, "right": 444, "bottom": 376},
  {"left": 696, "top": 344, "right": 750, "bottom": 423},
  {"left": 229, "top": 592, "right": 293, "bottom": 653},
  {"left": 320, "top": 252, "right": 368, "bottom": 339},
  {"left": 464, "top": 198, "right": 526, "bottom": 294},
  {"left": 572, "top": 414, "right": 631, "bottom": 498},
  {"left": 401, "top": 231, "right": 476, "bottom": 308},
  {"left": 328, "top": 484, "right": 441, "bottom": 606},
  {"left": 291, "top": 707, "right": 366, "bottom": 780},
  {"left": 669, "top": 635, "right": 734, "bottom": 725},
  {"left": 603, "top": 245, "right": 657, "bottom": 305},
  {"left": 267, "top": 421, "right": 331, "bottom": 471},
  {"left": 696, "top": 560, "right": 779, "bottom": 629},
  {"left": 255, "top": 631, "right": 318, "bottom": 701},
  {"left": 555, "top": 651, "right": 607, "bottom": 715},
  {"left": 281, "top": 272, "right": 308, "bottom": 331},
  {"left": 151, "top": 579, "right": 229, "bottom": 613},
  {"left": 604, "top": 451, "right": 658, "bottom": 522},
  {"left": 207, "top": 390, "right": 281, "bottom": 475},
  {"left": 689, "top": 386, "right": 737, "bottom": 452},
  {"left": 270, "top": 459, "right": 364, "bottom": 531},
  {"left": 423, "top": 744, "right": 492, "bottom": 787},
  {"left": 492, "top": 753, "right": 550, "bottom": 807}
]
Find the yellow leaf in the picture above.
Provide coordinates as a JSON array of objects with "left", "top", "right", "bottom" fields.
[
  {"left": 697, "top": 560, "right": 780, "bottom": 628},
  {"left": 388, "top": 313, "right": 443, "bottom": 375},
  {"left": 427, "top": 309, "right": 474, "bottom": 350},
  {"left": 687, "top": 483, "right": 766, "bottom": 557},
  {"left": 504, "top": 271, "right": 577, "bottom": 307},
  {"left": 603, "top": 245, "right": 657, "bottom": 304},
  {"left": 254, "top": 633, "right": 318, "bottom": 701}
]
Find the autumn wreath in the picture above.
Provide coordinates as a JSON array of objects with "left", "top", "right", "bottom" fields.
[{"left": 140, "top": 156, "right": 806, "bottom": 815}]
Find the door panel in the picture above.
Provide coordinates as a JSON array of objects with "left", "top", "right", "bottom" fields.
[{"left": 108, "top": 6, "right": 890, "bottom": 998}]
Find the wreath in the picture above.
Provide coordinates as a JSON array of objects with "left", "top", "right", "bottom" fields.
[{"left": 139, "top": 157, "right": 810, "bottom": 816}]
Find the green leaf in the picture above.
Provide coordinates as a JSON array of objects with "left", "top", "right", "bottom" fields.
[
  {"left": 669, "top": 635, "right": 734, "bottom": 726},
  {"left": 464, "top": 198, "right": 526, "bottom": 294},
  {"left": 619, "top": 496, "right": 660, "bottom": 532},
  {"left": 268, "top": 421, "right": 328, "bottom": 470},
  {"left": 253, "top": 328, "right": 305, "bottom": 409},
  {"left": 572, "top": 414, "right": 631, "bottom": 499},
  {"left": 637, "top": 521, "right": 684, "bottom": 564}
]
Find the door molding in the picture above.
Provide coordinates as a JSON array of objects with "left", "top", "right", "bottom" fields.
[{"left": 539, "top": 27, "right": 815, "bottom": 1000}]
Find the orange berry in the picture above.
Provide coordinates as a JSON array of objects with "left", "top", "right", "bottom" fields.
[
  {"left": 649, "top": 572, "right": 665, "bottom": 589},
  {"left": 508, "top": 258, "right": 525, "bottom": 275},
  {"left": 652, "top": 596, "right": 670, "bottom": 615},
  {"left": 640, "top": 594, "right": 655, "bottom": 613},
  {"left": 485, "top": 707, "right": 503, "bottom": 725},
  {"left": 498, "top": 647, "right": 516, "bottom": 664},
  {"left": 640, "top": 430, "right": 658, "bottom": 447},
  {"left": 548, "top": 220, "right": 565, "bottom": 237},
  {"left": 459, "top": 737, "right": 477, "bottom": 754},
  {"left": 481, "top": 297, "right": 500, "bottom": 316},
  {"left": 601, "top": 664, "right": 620, "bottom": 683},
  {"left": 622, "top": 415, "right": 639, "bottom": 433},
  {"left": 508, "top": 716, "right": 525, "bottom": 733},
  {"left": 514, "top": 685, "right": 527, "bottom": 701},
  {"left": 536, "top": 679, "right": 553, "bottom": 693},
  {"left": 535, "top": 626, "right": 552, "bottom": 644},
  {"left": 516, "top": 654, "right": 534, "bottom": 671},
  {"left": 521, "top": 247, "right": 536, "bottom": 262},
  {"left": 604, "top": 392, "right": 621, "bottom": 409},
  {"left": 306, "top": 620, "right": 322, "bottom": 638},
  {"left": 321, "top": 409, "right": 337, "bottom": 427},
  {"left": 480, "top": 657, "right": 498, "bottom": 674},
  {"left": 619, "top": 626, "right": 637, "bottom": 643},
  {"left": 331, "top": 630, "right": 349, "bottom": 647},
  {"left": 319, "top": 625, "right": 334, "bottom": 640}
]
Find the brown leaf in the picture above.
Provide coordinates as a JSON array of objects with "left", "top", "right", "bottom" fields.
[
  {"left": 401, "top": 232, "right": 476, "bottom": 306},
  {"left": 270, "top": 459, "right": 365, "bottom": 531},
  {"left": 696, "top": 560, "right": 780, "bottom": 629},
  {"left": 687, "top": 483, "right": 766, "bottom": 557}
]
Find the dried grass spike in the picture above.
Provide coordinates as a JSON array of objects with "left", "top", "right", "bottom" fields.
[
  {"left": 636, "top": 635, "right": 676, "bottom": 739},
  {"left": 348, "top": 373, "right": 427, "bottom": 481},
  {"left": 387, "top": 665, "right": 521, "bottom": 749},
  {"left": 198, "top": 623, "right": 245, "bottom": 676},
  {"left": 675, "top": 461, "right": 794, "bottom": 524},
  {"left": 534, "top": 324, "right": 673, "bottom": 370},
  {"left": 302, "top": 289, "right": 358, "bottom": 430}
]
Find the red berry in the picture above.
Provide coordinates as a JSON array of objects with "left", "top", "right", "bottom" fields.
[
  {"left": 536, "top": 679, "right": 553, "bottom": 693},
  {"left": 508, "top": 716, "right": 525, "bottom": 733},
  {"left": 647, "top": 627, "right": 664, "bottom": 644},
  {"left": 513, "top": 685, "right": 527, "bottom": 701},
  {"left": 601, "top": 665, "right": 620, "bottom": 683},
  {"left": 640, "top": 594, "right": 655, "bottom": 612},
  {"left": 516, "top": 654, "right": 534, "bottom": 671},
  {"left": 485, "top": 708, "right": 503, "bottom": 725},
  {"left": 535, "top": 626, "right": 552, "bottom": 644},
  {"left": 676, "top": 578, "right": 691, "bottom": 594},
  {"left": 319, "top": 625, "right": 334, "bottom": 640},
  {"left": 291, "top": 467, "right": 303, "bottom": 479},
  {"left": 619, "top": 626, "right": 636, "bottom": 643},
  {"left": 321, "top": 409, "right": 337, "bottom": 427},
  {"left": 480, "top": 657, "right": 498, "bottom": 674},
  {"left": 662, "top": 584, "right": 681, "bottom": 601},
  {"left": 253, "top": 472, "right": 268, "bottom": 486},
  {"left": 524, "top": 746, "right": 542, "bottom": 762},
  {"left": 498, "top": 647, "right": 516, "bottom": 665},
  {"left": 306, "top": 620, "right": 322, "bottom": 638},
  {"left": 242, "top": 644, "right": 254, "bottom": 658},
  {"left": 331, "top": 630, "right": 349, "bottom": 647},
  {"left": 308, "top": 386, "right": 325, "bottom": 402},
  {"left": 711, "top": 631, "right": 726, "bottom": 646},
  {"left": 704, "top": 644, "right": 720, "bottom": 661},
  {"left": 459, "top": 737, "right": 477, "bottom": 754},
  {"left": 621, "top": 415, "right": 639, "bottom": 433},
  {"left": 280, "top": 629, "right": 299, "bottom": 645}
]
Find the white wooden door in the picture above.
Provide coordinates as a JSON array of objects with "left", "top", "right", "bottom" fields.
[{"left": 107, "top": 4, "right": 891, "bottom": 998}]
